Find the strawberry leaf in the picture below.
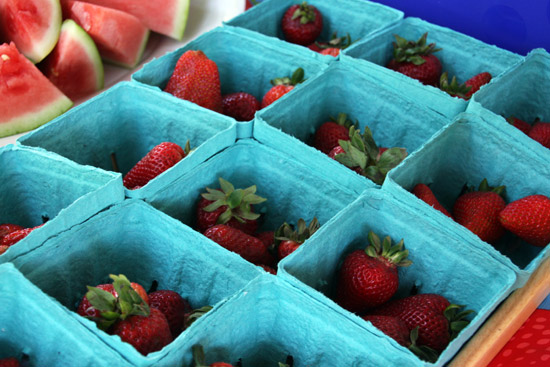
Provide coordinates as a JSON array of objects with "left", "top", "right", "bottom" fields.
[{"left": 218, "top": 177, "right": 235, "bottom": 195}]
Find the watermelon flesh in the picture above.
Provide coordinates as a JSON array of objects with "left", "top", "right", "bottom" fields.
[
  {"left": 0, "top": 42, "right": 72, "bottom": 137},
  {"left": 41, "top": 19, "right": 104, "bottom": 101},
  {"left": 61, "top": 0, "right": 150, "bottom": 68},
  {"left": 80, "top": 0, "right": 189, "bottom": 40},
  {"left": 0, "top": 0, "right": 62, "bottom": 63}
]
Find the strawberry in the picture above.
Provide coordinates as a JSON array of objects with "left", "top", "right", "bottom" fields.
[
  {"left": 463, "top": 72, "right": 492, "bottom": 99},
  {"left": 387, "top": 33, "right": 442, "bottom": 86},
  {"left": 0, "top": 224, "right": 42, "bottom": 254},
  {"left": 528, "top": 120, "right": 550, "bottom": 148},
  {"left": 261, "top": 67, "right": 305, "bottom": 108},
  {"left": 221, "top": 92, "right": 260, "bottom": 121},
  {"left": 452, "top": 179, "right": 507, "bottom": 243},
  {"left": 281, "top": 1, "right": 323, "bottom": 46},
  {"left": 313, "top": 113, "right": 356, "bottom": 154},
  {"left": 192, "top": 345, "right": 234, "bottom": 367},
  {"left": 412, "top": 183, "right": 453, "bottom": 218},
  {"left": 259, "top": 264, "right": 277, "bottom": 274},
  {"left": 506, "top": 116, "right": 532, "bottom": 135},
  {"left": 77, "top": 281, "right": 149, "bottom": 319},
  {"left": 499, "top": 194, "right": 550, "bottom": 247},
  {"left": 196, "top": 177, "right": 266, "bottom": 234},
  {"left": 255, "top": 230, "right": 275, "bottom": 248},
  {"left": 164, "top": 50, "right": 223, "bottom": 112},
  {"left": 148, "top": 290, "right": 192, "bottom": 338},
  {"left": 84, "top": 274, "right": 172, "bottom": 355},
  {"left": 361, "top": 314, "right": 411, "bottom": 347},
  {"left": 0, "top": 223, "right": 23, "bottom": 240},
  {"left": 335, "top": 231, "right": 412, "bottom": 313},
  {"left": 274, "top": 217, "right": 319, "bottom": 260},
  {"left": 439, "top": 72, "right": 491, "bottom": 100},
  {"left": 0, "top": 358, "right": 19, "bottom": 367},
  {"left": 203, "top": 224, "right": 273, "bottom": 265},
  {"left": 123, "top": 141, "right": 189, "bottom": 190},
  {"left": 245, "top": 0, "right": 258, "bottom": 10},
  {"left": 313, "top": 33, "right": 352, "bottom": 57}
]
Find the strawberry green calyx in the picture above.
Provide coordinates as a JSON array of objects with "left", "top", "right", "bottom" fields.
[
  {"left": 292, "top": 1, "right": 317, "bottom": 24},
  {"left": 271, "top": 67, "right": 305, "bottom": 87},
  {"left": 202, "top": 178, "right": 267, "bottom": 225},
  {"left": 461, "top": 178, "right": 506, "bottom": 198},
  {"left": 316, "top": 32, "right": 353, "bottom": 50},
  {"left": 192, "top": 344, "right": 210, "bottom": 367},
  {"left": 274, "top": 217, "right": 320, "bottom": 246},
  {"left": 392, "top": 32, "right": 441, "bottom": 65},
  {"left": 444, "top": 303, "right": 474, "bottom": 340},
  {"left": 185, "top": 305, "right": 213, "bottom": 328},
  {"left": 331, "top": 112, "right": 358, "bottom": 129},
  {"left": 408, "top": 327, "right": 439, "bottom": 363},
  {"left": 365, "top": 231, "right": 412, "bottom": 267},
  {"left": 439, "top": 72, "right": 472, "bottom": 99}
]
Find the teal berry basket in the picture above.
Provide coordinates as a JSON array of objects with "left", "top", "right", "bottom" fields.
[
  {"left": 383, "top": 112, "right": 550, "bottom": 287},
  {"left": 255, "top": 60, "right": 452, "bottom": 187},
  {"left": 165, "top": 274, "right": 422, "bottom": 367},
  {"left": 0, "top": 263, "right": 134, "bottom": 367},
  {"left": 7, "top": 199, "right": 264, "bottom": 367},
  {"left": 342, "top": 17, "right": 524, "bottom": 119},
  {"left": 0, "top": 144, "right": 123, "bottom": 263},
  {"left": 225, "top": 0, "right": 404, "bottom": 59},
  {"left": 278, "top": 188, "right": 518, "bottom": 367},
  {"left": 16, "top": 82, "right": 237, "bottom": 199}
]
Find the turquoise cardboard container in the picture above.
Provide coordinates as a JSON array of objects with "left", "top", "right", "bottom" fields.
[
  {"left": 384, "top": 112, "right": 550, "bottom": 286},
  {"left": 225, "top": 0, "right": 403, "bottom": 59},
  {"left": 343, "top": 17, "right": 524, "bottom": 118},
  {"left": 163, "top": 274, "right": 422, "bottom": 367},
  {"left": 132, "top": 26, "right": 328, "bottom": 122},
  {"left": 17, "top": 82, "right": 237, "bottom": 199},
  {"left": 9, "top": 199, "right": 263, "bottom": 367},
  {"left": 255, "top": 61, "right": 451, "bottom": 187},
  {"left": 278, "top": 188, "right": 518, "bottom": 366},
  {"left": 0, "top": 144, "right": 123, "bottom": 263},
  {"left": 0, "top": 263, "right": 133, "bottom": 367}
]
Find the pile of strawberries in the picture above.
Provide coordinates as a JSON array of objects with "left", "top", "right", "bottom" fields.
[
  {"left": 192, "top": 344, "right": 294, "bottom": 367},
  {"left": 0, "top": 223, "right": 43, "bottom": 255},
  {"left": 413, "top": 179, "right": 550, "bottom": 246},
  {"left": 507, "top": 116, "right": 550, "bottom": 149}
]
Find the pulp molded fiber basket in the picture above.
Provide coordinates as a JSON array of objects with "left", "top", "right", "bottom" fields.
[
  {"left": 0, "top": 144, "right": 123, "bottom": 263},
  {"left": 225, "top": 0, "right": 404, "bottom": 58},
  {"left": 16, "top": 81, "right": 237, "bottom": 199},
  {"left": 8, "top": 199, "right": 263, "bottom": 367},
  {"left": 343, "top": 17, "right": 524, "bottom": 118},
  {"left": 0, "top": 263, "right": 133, "bottom": 367},
  {"left": 255, "top": 61, "right": 451, "bottom": 187},
  {"left": 384, "top": 112, "right": 550, "bottom": 286},
  {"left": 278, "top": 188, "right": 518, "bottom": 367},
  {"left": 132, "top": 26, "right": 328, "bottom": 121},
  {"left": 164, "top": 274, "right": 422, "bottom": 367}
]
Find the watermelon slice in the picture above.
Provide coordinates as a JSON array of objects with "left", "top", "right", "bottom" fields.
[
  {"left": 61, "top": 0, "right": 150, "bottom": 68},
  {"left": 80, "top": 0, "right": 189, "bottom": 40},
  {"left": 0, "top": 42, "right": 72, "bottom": 137},
  {"left": 0, "top": 0, "right": 62, "bottom": 63},
  {"left": 41, "top": 19, "right": 104, "bottom": 101}
]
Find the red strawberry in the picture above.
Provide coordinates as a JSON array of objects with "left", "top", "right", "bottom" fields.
[
  {"left": 0, "top": 358, "right": 19, "bottom": 367},
  {"left": 123, "top": 141, "right": 189, "bottom": 190},
  {"left": 314, "top": 33, "right": 352, "bottom": 57},
  {"left": 261, "top": 67, "right": 305, "bottom": 108},
  {"left": 307, "top": 42, "right": 324, "bottom": 52},
  {"left": 320, "top": 48, "right": 340, "bottom": 57},
  {"left": 203, "top": 224, "right": 273, "bottom": 265},
  {"left": 221, "top": 92, "right": 260, "bottom": 121},
  {"left": 499, "top": 195, "right": 550, "bottom": 247},
  {"left": 313, "top": 113, "right": 355, "bottom": 154},
  {"left": 0, "top": 224, "right": 43, "bottom": 254},
  {"left": 255, "top": 231, "right": 274, "bottom": 248},
  {"left": 164, "top": 50, "right": 223, "bottom": 112},
  {"left": 328, "top": 145, "right": 364, "bottom": 175},
  {"left": 528, "top": 121, "right": 550, "bottom": 148},
  {"left": 192, "top": 345, "right": 234, "bottom": 367},
  {"left": 463, "top": 72, "right": 492, "bottom": 99},
  {"left": 361, "top": 314, "right": 411, "bottom": 347},
  {"left": 387, "top": 33, "right": 442, "bottom": 86},
  {"left": 412, "top": 183, "right": 453, "bottom": 218},
  {"left": 281, "top": 1, "right": 323, "bottom": 45},
  {"left": 147, "top": 290, "right": 192, "bottom": 338},
  {"left": 335, "top": 231, "right": 412, "bottom": 313},
  {"left": 259, "top": 264, "right": 277, "bottom": 274},
  {"left": 274, "top": 217, "right": 320, "bottom": 260},
  {"left": 452, "top": 179, "right": 507, "bottom": 243},
  {"left": 507, "top": 116, "right": 532, "bottom": 135},
  {"left": 0, "top": 223, "right": 23, "bottom": 240},
  {"left": 196, "top": 178, "right": 266, "bottom": 234},
  {"left": 440, "top": 71, "right": 491, "bottom": 100},
  {"left": 77, "top": 282, "right": 149, "bottom": 319},
  {"left": 245, "top": 0, "right": 257, "bottom": 10}
]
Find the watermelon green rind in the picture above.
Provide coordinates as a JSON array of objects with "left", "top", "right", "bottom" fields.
[{"left": 172, "top": 0, "right": 190, "bottom": 40}]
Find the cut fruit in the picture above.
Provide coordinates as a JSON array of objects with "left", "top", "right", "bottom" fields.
[
  {"left": 0, "top": 42, "right": 72, "bottom": 138},
  {"left": 61, "top": 0, "right": 150, "bottom": 68},
  {"left": 80, "top": 0, "right": 189, "bottom": 40},
  {"left": 0, "top": 0, "right": 62, "bottom": 63},
  {"left": 41, "top": 19, "right": 104, "bottom": 101}
]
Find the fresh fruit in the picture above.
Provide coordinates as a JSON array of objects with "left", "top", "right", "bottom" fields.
[
  {"left": 259, "top": 264, "right": 277, "bottom": 274},
  {"left": 164, "top": 50, "right": 223, "bottom": 112},
  {"left": 0, "top": 358, "right": 19, "bottom": 367},
  {"left": 507, "top": 116, "right": 531, "bottom": 135},
  {"left": 255, "top": 230, "right": 275, "bottom": 248},
  {"left": 528, "top": 120, "right": 550, "bottom": 148},
  {"left": 122, "top": 141, "right": 189, "bottom": 190},
  {"left": 192, "top": 344, "right": 234, "bottom": 367},
  {"left": 499, "top": 194, "right": 550, "bottom": 247},
  {"left": 0, "top": 42, "right": 72, "bottom": 138},
  {"left": 245, "top": 0, "right": 258, "bottom": 11},
  {"left": 196, "top": 177, "right": 266, "bottom": 235},
  {"left": 281, "top": 1, "right": 323, "bottom": 46},
  {"left": 0, "top": 224, "right": 42, "bottom": 254},
  {"left": 41, "top": 19, "right": 104, "bottom": 101},
  {"left": 335, "top": 231, "right": 412, "bottom": 313},
  {"left": 439, "top": 71, "right": 492, "bottom": 100},
  {"left": 463, "top": 72, "right": 492, "bottom": 99},
  {"left": 386, "top": 33, "right": 442, "bottom": 86},
  {"left": 274, "top": 217, "right": 319, "bottom": 260},
  {"left": 312, "top": 33, "right": 352, "bottom": 57},
  {"left": 0, "top": 0, "right": 62, "bottom": 63},
  {"left": 77, "top": 281, "right": 149, "bottom": 318},
  {"left": 452, "top": 179, "right": 507, "bottom": 243},
  {"left": 148, "top": 289, "right": 192, "bottom": 338},
  {"left": 221, "top": 92, "right": 260, "bottom": 121},
  {"left": 0, "top": 223, "right": 24, "bottom": 240},
  {"left": 313, "top": 113, "right": 356, "bottom": 154},
  {"left": 203, "top": 224, "right": 273, "bottom": 265},
  {"left": 78, "top": 0, "right": 190, "bottom": 40},
  {"left": 361, "top": 314, "right": 411, "bottom": 347},
  {"left": 261, "top": 67, "right": 304, "bottom": 108},
  {"left": 61, "top": 0, "right": 150, "bottom": 68},
  {"left": 412, "top": 183, "right": 453, "bottom": 218}
]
